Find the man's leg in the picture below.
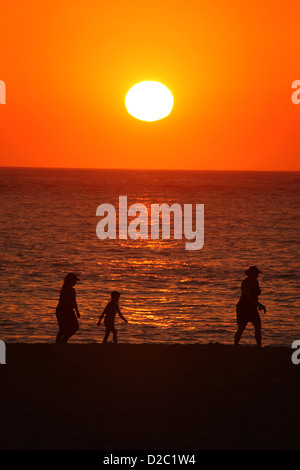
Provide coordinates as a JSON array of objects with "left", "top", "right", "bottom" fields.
[
  {"left": 234, "top": 321, "right": 247, "bottom": 345},
  {"left": 253, "top": 319, "right": 262, "bottom": 347}
]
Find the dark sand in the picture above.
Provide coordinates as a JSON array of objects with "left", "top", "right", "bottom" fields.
[{"left": 0, "top": 343, "right": 299, "bottom": 450}]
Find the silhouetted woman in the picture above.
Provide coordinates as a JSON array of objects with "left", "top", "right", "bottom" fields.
[
  {"left": 55, "top": 273, "right": 80, "bottom": 343},
  {"left": 234, "top": 266, "right": 266, "bottom": 347}
]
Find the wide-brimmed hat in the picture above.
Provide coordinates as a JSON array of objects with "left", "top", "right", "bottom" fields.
[
  {"left": 245, "top": 266, "right": 261, "bottom": 275},
  {"left": 64, "top": 272, "right": 80, "bottom": 282}
]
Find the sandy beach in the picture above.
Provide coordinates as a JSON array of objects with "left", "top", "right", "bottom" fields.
[{"left": 0, "top": 343, "right": 299, "bottom": 450}]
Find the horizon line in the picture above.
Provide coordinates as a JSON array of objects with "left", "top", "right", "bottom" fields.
[{"left": 0, "top": 165, "right": 299, "bottom": 172}]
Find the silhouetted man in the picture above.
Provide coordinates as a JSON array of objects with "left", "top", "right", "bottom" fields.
[{"left": 234, "top": 266, "right": 266, "bottom": 347}]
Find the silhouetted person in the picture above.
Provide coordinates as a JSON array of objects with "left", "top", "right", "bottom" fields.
[
  {"left": 55, "top": 273, "right": 80, "bottom": 343},
  {"left": 234, "top": 266, "right": 266, "bottom": 347},
  {"left": 97, "top": 291, "right": 127, "bottom": 343}
]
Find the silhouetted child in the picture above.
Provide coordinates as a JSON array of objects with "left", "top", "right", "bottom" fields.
[{"left": 97, "top": 291, "right": 127, "bottom": 343}]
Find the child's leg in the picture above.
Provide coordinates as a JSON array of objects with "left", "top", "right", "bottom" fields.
[
  {"left": 103, "top": 327, "right": 110, "bottom": 343},
  {"left": 112, "top": 328, "right": 117, "bottom": 344}
]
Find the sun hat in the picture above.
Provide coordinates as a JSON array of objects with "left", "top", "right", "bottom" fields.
[
  {"left": 245, "top": 266, "right": 261, "bottom": 275},
  {"left": 64, "top": 272, "right": 80, "bottom": 282}
]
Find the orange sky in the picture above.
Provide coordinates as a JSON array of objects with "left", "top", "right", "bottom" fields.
[{"left": 0, "top": 0, "right": 299, "bottom": 170}]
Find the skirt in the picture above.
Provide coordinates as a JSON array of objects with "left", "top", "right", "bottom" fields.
[{"left": 56, "top": 307, "right": 79, "bottom": 336}]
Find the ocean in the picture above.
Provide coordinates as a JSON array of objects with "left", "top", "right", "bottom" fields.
[{"left": 0, "top": 168, "right": 299, "bottom": 346}]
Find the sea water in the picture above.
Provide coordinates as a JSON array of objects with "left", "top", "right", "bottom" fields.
[{"left": 0, "top": 168, "right": 299, "bottom": 345}]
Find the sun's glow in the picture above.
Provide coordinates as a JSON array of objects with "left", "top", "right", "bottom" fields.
[{"left": 125, "top": 81, "right": 174, "bottom": 122}]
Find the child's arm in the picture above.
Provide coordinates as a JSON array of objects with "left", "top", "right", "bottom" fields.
[
  {"left": 117, "top": 306, "right": 127, "bottom": 323},
  {"left": 97, "top": 307, "right": 106, "bottom": 326}
]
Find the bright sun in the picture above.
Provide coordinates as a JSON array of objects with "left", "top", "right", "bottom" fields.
[{"left": 125, "top": 81, "right": 174, "bottom": 122}]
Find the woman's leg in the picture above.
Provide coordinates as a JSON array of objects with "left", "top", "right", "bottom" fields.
[
  {"left": 56, "top": 330, "right": 63, "bottom": 344},
  {"left": 61, "top": 324, "right": 79, "bottom": 343},
  {"left": 61, "top": 331, "right": 71, "bottom": 343}
]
